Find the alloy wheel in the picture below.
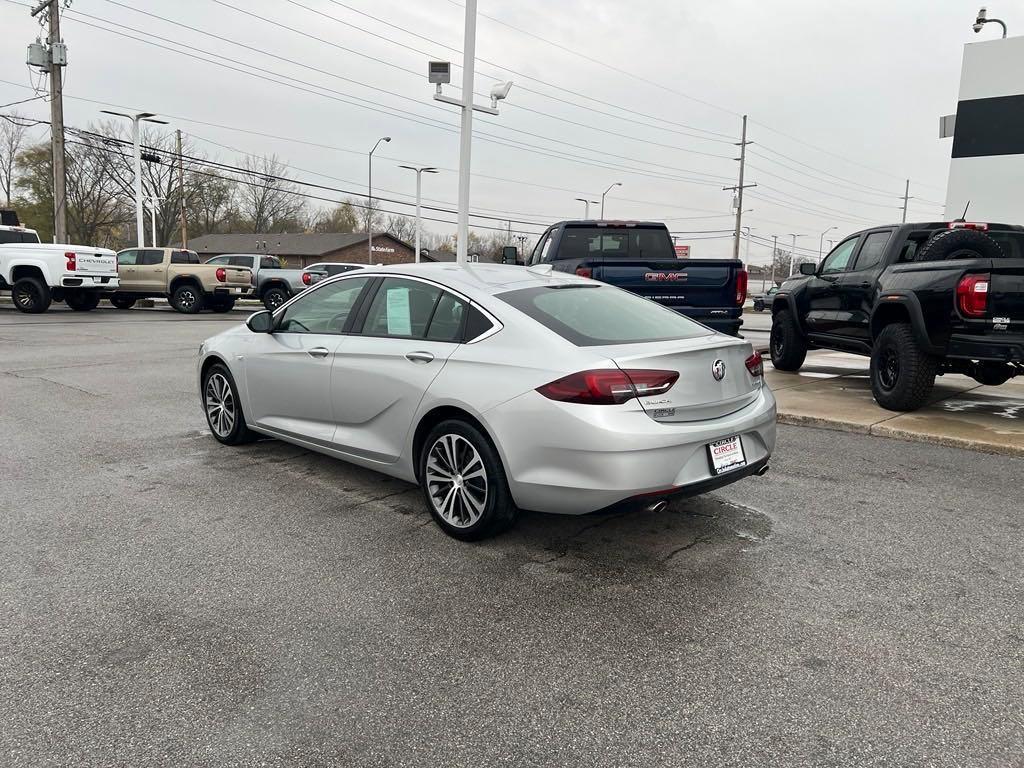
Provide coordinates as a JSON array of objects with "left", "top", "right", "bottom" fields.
[
  {"left": 204, "top": 373, "right": 236, "bottom": 438},
  {"left": 178, "top": 289, "right": 197, "bottom": 310},
  {"left": 878, "top": 347, "right": 900, "bottom": 391},
  {"left": 267, "top": 291, "right": 285, "bottom": 309},
  {"left": 14, "top": 284, "right": 38, "bottom": 310},
  {"left": 425, "top": 434, "right": 488, "bottom": 528}
]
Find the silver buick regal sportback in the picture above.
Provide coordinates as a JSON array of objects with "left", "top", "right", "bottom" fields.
[{"left": 197, "top": 263, "right": 776, "bottom": 540}]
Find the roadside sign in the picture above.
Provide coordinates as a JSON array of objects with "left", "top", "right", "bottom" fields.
[{"left": 674, "top": 244, "right": 690, "bottom": 259}]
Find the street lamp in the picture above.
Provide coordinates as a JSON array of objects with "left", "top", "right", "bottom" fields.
[
  {"left": 367, "top": 136, "right": 391, "bottom": 263},
  {"left": 600, "top": 182, "right": 622, "bottom": 219},
  {"left": 143, "top": 195, "right": 165, "bottom": 247},
  {"left": 742, "top": 225, "right": 755, "bottom": 263},
  {"left": 574, "top": 198, "right": 599, "bottom": 218},
  {"left": 788, "top": 233, "right": 806, "bottom": 277},
  {"left": 101, "top": 110, "right": 168, "bottom": 248},
  {"left": 818, "top": 226, "right": 838, "bottom": 264},
  {"left": 398, "top": 165, "right": 438, "bottom": 264}
]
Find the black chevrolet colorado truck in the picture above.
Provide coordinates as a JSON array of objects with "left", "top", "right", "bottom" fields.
[{"left": 769, "top": 222, "right": 1024, "bottom": 411}]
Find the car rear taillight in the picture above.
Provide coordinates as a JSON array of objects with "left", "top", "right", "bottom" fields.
[
  {"left": 948, "top": 221, "right": 989, "bottom": 231},
  {"left": 745, "top": 351, "right": 764, "bottom": 377},
  {"left": 957, "top": 273, "right": 989, "bottom": 318},
  {"left": 536, "top": 369, "right": 678, "bottom": 405},
  {"left": 575, "top": 267, "right": 592, "bottom": 279},
  {"left": 65, "top": 252, "right": 76, "bottom": 271},
  {"left": 736, "top": 269, "right": 748, "bottom": 306},
  {"left": 215, "top": 267, "right": 226, "bottom": 282},
  {"left": 302, "top": 272, "right": 312, "bottom": 285}
]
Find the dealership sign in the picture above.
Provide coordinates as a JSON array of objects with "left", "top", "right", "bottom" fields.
[
  {"left": 371, "top": 245, "right": 396, "bottom": 253},
  {"left": 674, "top": 245, "right": 690, "bottom": 258}
]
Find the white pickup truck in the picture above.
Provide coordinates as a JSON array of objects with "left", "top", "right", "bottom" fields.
[{"left": 0, "top": 223, "right": 119, "bottom": 313}]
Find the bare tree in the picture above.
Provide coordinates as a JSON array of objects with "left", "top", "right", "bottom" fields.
[
  {"left": 310, "top": 200, "right": 360, "bottom": 233},
  {"left": 384, "top": 214, "right": 415, "bottom": 243},
  {"left": 1, "top": 113, "right": 29, "bottom": 207},
  {"left": 236, "top": 154, "right": 305, "bottom": 233}
]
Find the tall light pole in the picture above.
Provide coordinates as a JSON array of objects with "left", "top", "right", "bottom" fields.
[
  {"left": 574, "top": 198, "right": 599, "bottom": 218},
  {"left": 143, "top": 195, "right": 165, "bottom": 247},
  {"left": 600, "top": 182, "right": 621, "bottom": 219},
  {"left": 742, "top": 225, "right": 754, "bottom": 263},
  {"left": 367, "top": 136, "right": 391, "bottom": 263},
  {"left": 818, "top": 225, "right": 838, "bottom": 264},
  {"left": 770, "top": 234, "right": 779, "bottom": 288},
  {"left": 101, "top": 110, "right": 167, "bottom": 247},
  {"left": 398, "top": 165, "right": 438, "bottom": 264},
  {"left": 788, "top": 233, "right": 805, "bottom": 277}
]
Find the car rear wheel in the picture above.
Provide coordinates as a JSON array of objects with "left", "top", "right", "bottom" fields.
[
  {"left": 769, "top": 310, "right": 807, "bottom": 371},
  {"left": 419, "top": 419, "right": 517, "bottom": 541},
  {"left": 109, "top": 294, "right": 136, "bottom": 310},
  {"left": 870, "top": 323, "right": 937, "bottom": 412},
  {"left": 12, "top": 276, "right": 51, "bottom": 313},
  {"left": 262, "top": 286, "right": 289, "bottom": 311},
  {"left": 65, "top": 290, "right": 101, "bottom": 311},
  {"left": 202, "top": 364, "right": 257, "bottom": 445},
  {"left": 171, "top": 283, "right": 204, "bottom": 314}
]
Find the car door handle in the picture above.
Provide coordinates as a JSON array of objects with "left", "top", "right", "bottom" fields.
[
  {"left": 405, "top": 351, "right": 435, "bottom": 364},
  {"left": 858, "top": 281, "right": 871, "bottom": 289},
  {"left": 307, "top": 347, "right": 330, "bottom": 359}
]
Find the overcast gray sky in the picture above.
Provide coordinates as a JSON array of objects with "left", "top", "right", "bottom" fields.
[{"left": 0, "top": 0, "right": 1010, "bottom": 262}]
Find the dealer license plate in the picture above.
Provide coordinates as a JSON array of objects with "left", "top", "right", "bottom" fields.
[{"left": 707, "top": 435, "right": 746, "bottom": 475}]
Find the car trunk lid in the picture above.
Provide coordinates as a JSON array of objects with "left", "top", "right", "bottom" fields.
[{"left": 592, "top": 336, "right": 761, "bottom": 422}]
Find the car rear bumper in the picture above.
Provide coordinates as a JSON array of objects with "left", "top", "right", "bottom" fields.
[
  {"left": 214, "top": 286, "right": 253, "bottom": 296},
  {"left": 947, "top": 333, "right": 1024, "bottom": 362},
  {"left": 61, "top": 275, "right": 119, "bottom": 289},
  {"left": 484, "top": 386, "right": 777, "bottom": 515}
]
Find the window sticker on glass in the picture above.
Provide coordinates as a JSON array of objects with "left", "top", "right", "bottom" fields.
[{"left": 386, "top": 287, "right": 412, "bottom": 336}]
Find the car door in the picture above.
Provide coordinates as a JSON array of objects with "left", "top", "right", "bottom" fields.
[
  {"left": 116, "top": 249, "right": 139, "bottom": 289},
  {"left": 329, "top": 277, "right": 466, "bottom": 463},
  {"left": 243, "top": 275, "right": 373, "bottom": 444},
  {"left": 135, "top": 249, "right": 167, "bottom": 293},
  {"left": 803, "top": 237, "right": 860, "bottom": 334},
  {"left": 835, "top": 230, "right": 892, "bottom": 341}
]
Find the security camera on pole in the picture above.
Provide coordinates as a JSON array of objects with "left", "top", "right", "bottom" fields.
[
  {"left": 101, "top": 110, "right": 168, "bottom": 248},
  {"left": 429, "top": 3, "right": 513, "bottom": 265}
]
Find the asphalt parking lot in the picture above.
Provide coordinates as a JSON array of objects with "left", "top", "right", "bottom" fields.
[{"left": 2, "top": 308, "right": 1023, "bottom": 767}]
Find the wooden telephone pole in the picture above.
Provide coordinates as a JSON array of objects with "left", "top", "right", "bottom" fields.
[
  {"left": 30, "top": 0, "right": 68, "bottom": 242},
  {"left": 176, "top": 129, "right": 187, "bottom": 247}
]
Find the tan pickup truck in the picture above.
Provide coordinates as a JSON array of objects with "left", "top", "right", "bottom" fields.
[{"left": 109, "top": 248, "right": 252, "bottom": 313}]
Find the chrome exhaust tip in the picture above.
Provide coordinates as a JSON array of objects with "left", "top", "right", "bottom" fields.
[
  {"left": 756, "top": 464, "right": 770, "bottom": 476},
  {"left": 647, "top": 500, "right": 669, "bottom": 514}
]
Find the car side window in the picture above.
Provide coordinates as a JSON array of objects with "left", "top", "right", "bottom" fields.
[
  {"left": 820, "top": 238, "right": 859, "bottom": 275},
  {"left": 117, "top": 250, "right": 138, "bottom": 266},
  {"left": 530, "top": 230, "right": 552, "bottom": 266},
  {"left": 228, "top": 256, "right": 253, "bottom": 268},
  {"left": 260, "top": 256, "right": 280, "bottom": 270},
  {"left": 853, "top": 232, "right": 891, "bottom": 271},
  {"left": 425, "top": 292, "right": 467, "bottom": 342},
  {"left": 359, "top": 278, "right": 443, "bottom": 339},
  {"left": 206, "top": 256, "right": 229, "bottom": 265},
  {"left": 138, "top": 249, "right": 164, "bottom": 266},
  {"left": 170, "top": 250, "right": 199, "bottom": 265},
  {"left": 276, "top": 276, "right": 371, "bottom": 334}
]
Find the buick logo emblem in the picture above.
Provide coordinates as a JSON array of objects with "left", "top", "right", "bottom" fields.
[{"left": 711, "top": 359, "right": 726, "bottom": 381}]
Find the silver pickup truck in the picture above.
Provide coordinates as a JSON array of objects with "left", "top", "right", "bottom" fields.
[{"left": 204, "top": 253, "right": 308, "bottom": 310}]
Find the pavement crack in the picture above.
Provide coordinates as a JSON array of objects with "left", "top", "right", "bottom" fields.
[
  {"left": 8, "top": 371, "right": 100, "bottom": 397},
  {"left": 664, "top": 535, "right": 710, "bottom": 560}
]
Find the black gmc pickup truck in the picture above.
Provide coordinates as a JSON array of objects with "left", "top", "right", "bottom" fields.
[{"left": 770, "top": 222, "right": 1024, "bottom": 411}]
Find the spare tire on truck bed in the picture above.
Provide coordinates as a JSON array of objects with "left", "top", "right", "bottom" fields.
[{"left": 916, "top": 228, "right": 1004, "bottom": 261}]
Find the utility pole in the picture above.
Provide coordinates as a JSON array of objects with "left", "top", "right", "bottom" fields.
[
  {"left": 901, "top": 179, "right": 910, "bottom": 223},
  {"left": 176, "top": 129, "right": 187, "bottom": 248},
  {"left": 29, "top": 0, "right": 68, "bottom": 242},
  {"left": 770, "top": 234, "right": 778, "bottom": 287},
  {"left": 723, "top": 115, "right": 755, "bottom": 261}
]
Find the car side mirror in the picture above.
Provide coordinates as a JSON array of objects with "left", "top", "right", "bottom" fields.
[
  {"left": 799, "top": 262, "right": 817, "bottom": 276},
  {"left": 247, "top": 309, "right": 274, "bottom": 333}
]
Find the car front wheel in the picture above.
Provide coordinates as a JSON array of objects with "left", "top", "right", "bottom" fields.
[
  {"left": 870, "top": 323, "right": 937, "bottom": 412},
  {"left": 202, "top": 364, "right": 257, "bottom": 445},
  {"left": 65, "top": 290, "right": 101, "bottom": 311},
  {"left": 419, "top": 419, "right": 517, "bottom": 541},
  {"left": 769, "top": 310, "right": 807, "bottom": 371}
]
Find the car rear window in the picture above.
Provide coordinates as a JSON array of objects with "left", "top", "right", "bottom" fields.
[
  {"left": 556, "top": 226, "right": 675, "bottom": 261},
  {"left": 497, "top": 284, "right": 709, "bottom": 346},
  {"left": 0, "top": 230, "right": 40, "bottom": 244}
]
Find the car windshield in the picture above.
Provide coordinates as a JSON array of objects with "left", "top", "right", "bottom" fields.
[
  {"left": 556, "top": 226, "right": 675, "bottom": 260},
  {"left": 497, "top": 284, "right": 709, "bottom": 346}
]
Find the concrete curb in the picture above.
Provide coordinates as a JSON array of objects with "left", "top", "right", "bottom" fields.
[{"left": 777, "top": 411, "right": 1024, "bottom": 458}]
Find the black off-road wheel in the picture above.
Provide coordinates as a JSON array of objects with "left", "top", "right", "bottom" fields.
[
  {"left": 109, "top": 294, "right": 136, "bottom": 310},
  {"left": 171, "top": 283, "right": 204, "bottom": 314},
  {"left": 262, "top": 286, "right": 289, "bottom": 311},
  {"left": 201, "top": 363, "right": 258, "bottom": 445},
  {"left": 12, "top": 276, "right": 52, "bottom": 314},
  {"left": 65, "top": 290, "right": 101, "bottom": 311},
  {"left": 209, "top": 297, "right": 236, "bottom": 313},
  {"left": 870, "top": 323, "right": 938, "bottom": 412},
  {"left": 916, "top": 228, "right": 1003, "bottom": 262},
  {"left": 769, "top": 309, "right": 807, "bottom": 371},
  {"left": 419, "top": 419, "right": 517, "bottom": 541}
]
